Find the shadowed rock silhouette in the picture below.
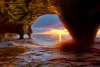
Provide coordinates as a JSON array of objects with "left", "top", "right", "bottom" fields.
[
  {"left": 54, "top": 0, "right": 100, "bottom": 55},
  {"left": 0, "top": 13, "right": 31, "bottom": 39}
]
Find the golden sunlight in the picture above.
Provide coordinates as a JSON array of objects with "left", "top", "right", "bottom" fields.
[
  {"left": 33, "top": 28, "right": 71, "bottom": 42},
  {"left": 97, "top": 29, "right": 100, "bottom": 35},
  {"left": 96, "top": 29, "right": 100, "bottom": 37}
]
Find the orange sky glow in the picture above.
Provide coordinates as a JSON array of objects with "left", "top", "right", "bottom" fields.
[
  {"left": 96, "top": 29, "right": 100, "bottom": 37},
  {"left": 33, "top": 28, "right": 71, "bottom": 42}
]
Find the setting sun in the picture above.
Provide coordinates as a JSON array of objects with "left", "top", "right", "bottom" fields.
[
  {"left": 97, "top": 29, "right": 100, "bottom": 35},
  {"left": 96, "top": 29, "right": 100, "bottom": 37}
]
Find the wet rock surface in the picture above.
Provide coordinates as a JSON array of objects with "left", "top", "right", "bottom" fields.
[{"left": 0, "top": 39, "right": 100, "bottom": 67}]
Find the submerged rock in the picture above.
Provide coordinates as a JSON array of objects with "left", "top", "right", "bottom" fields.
[{"left": 0, "top": 39, "right": 99, "bottom": 67}]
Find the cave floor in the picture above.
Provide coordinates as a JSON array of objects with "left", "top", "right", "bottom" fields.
[{"left": 0, "top": 39, "right": 100, "bottom": 67}]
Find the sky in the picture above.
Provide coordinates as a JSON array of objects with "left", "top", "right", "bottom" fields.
[{"left": 31, "top": 14, "right": 64, "bottom": 29}]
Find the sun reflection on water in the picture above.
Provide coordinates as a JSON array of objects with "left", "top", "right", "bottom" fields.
[{"left": 33, "top": 28, "right": 72, "bottom": 43}]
